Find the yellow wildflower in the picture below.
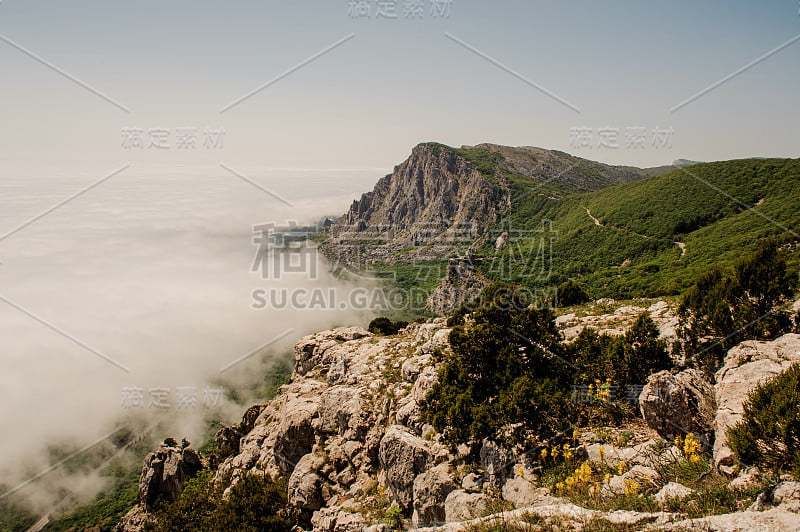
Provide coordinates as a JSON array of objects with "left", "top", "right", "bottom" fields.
[
  {"left": 604, "top": 473, "right": 612, "bottom": 484},
  {"left": 599, "top": 445, "right": 605, "bottom": 462},
  {"left": 624, "top": 478, "right": 640, "bottom": 496},
  {"left": 540, "top": 448, "right": 548, "bottom": 459},
  {"left": 683, "top": 433, "right": 701, "bottom": 457},
  {"left": 573, "top": 429, "right": 580, "bottom": 440},
  {"left": 617, "top": 461, "right": 627, "bottom": 475}
]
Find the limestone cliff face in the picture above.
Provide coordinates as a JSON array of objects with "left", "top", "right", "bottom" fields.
[
  {"left": 324, "top": 142, "right": 645, "bottom": 264},
  {"left": 340, "top": 144, "right": 499, "bottom": 236},
  {"left": 322, "top": 144, "right": 500, "bottom": 266}
]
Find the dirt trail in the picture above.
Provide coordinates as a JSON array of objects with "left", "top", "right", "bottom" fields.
[
  {"left": 675, "top": 241, "right": 686, "bottom": 257},
  {"left": 586, "top": 208, "right": 603, "bottom": 226}
]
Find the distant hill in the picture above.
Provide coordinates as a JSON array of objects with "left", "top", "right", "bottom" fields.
[{"left": 320, "top": 144, "right": 800, "bottom": 315}]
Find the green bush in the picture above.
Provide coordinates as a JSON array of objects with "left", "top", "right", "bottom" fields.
[
  {"left": 567, "top": 313, "right": 671, "bottom": 385},
  {"left": 423, "top": 283, "right": 572, "bottom": 446},
  {"left": 727, "top": 363, "right": 800, "bottom": 478},
  {"left": 368, "top": 317, "right": 409, "bottom": 336},
  {"left": 557, "top": 280, "right": 591, "bottom": 307},
  {"left": 679, "top": 238, "right": 794, "bottom": 371},
  {"left": 151, "top": 471, "right": 294, "bottom": 531}
]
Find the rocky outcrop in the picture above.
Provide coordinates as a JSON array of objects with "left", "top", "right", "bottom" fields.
[
  {"left": 205, "top": 320, "right": 458, "bottom": 529},
  {"left": 379, "top": 426, "right": 434, "bottom": 510},
  {"left": 426, "top": 259, "right": 489, "bottom": 315},
  {"left": 320, "top": 144, "right": 500, "bottom": 266},
  {"left": 639, "top": 369, "right": 715, "bottom": 443},
  {"left": 116, "top": 440, "right": 205, "bottom": 531},
  {"left": 118, "top": 311, "right": 800, "bottom": 531},
  {"left": 558, "top": 299, "right": 679, "bottom": 344},
  {"left": 713, "top": 333, "right": 800, "bottom": 473},
  {"left": 138, "top": 441, "right": 204, "bottom": 510}
]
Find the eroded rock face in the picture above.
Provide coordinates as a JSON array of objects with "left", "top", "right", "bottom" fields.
[
  {"left": 412, "top": 463, "right": 457, "bottom": 527},
  {"left": 639, "top": 369, "right": 715, "bottom": 443},
  {"left": 138, "top": 443, "right": 204, "bottom": 511},
  {"left": 379, "top": 425, "right": 433, "bottom": 510},
  {"left": 714, "top": 334, "right": 800, "bottom": 472},
  {"left": 444, "top": 490, "right": 488, "bottom": 522}
]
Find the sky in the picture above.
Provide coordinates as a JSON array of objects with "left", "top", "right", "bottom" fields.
[{"left": 0, "top": 0, "right": 798, "bottom": 174}]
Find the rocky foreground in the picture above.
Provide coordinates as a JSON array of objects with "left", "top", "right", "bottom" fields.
[{"left": 118, "top": 301, "right": 800, "bottom": 531}]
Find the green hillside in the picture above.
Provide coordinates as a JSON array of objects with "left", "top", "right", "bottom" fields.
[{"left": 493, "top": 158, "right": 800, "bottom": 299}]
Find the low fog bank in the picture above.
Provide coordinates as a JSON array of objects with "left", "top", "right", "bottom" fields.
[{"left": 0, "top": 167, "right": 384, "bottom": 513}]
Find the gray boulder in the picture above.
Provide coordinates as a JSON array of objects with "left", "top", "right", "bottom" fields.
[
  {"left": 288, "top": 452, "right": 325, "bottom": 510},
  {"left": 444, "top": 489, "right": 488, "bottom": 522},
  {"left": 412, "top": 463, "right": 457, "bottom": 527},
  {"left": 655, "top": 482, "right": 696, "bottom": 504},
  {"left": 639, "top": 369, "right": 715, "bottom": 443},
  {"left": 379, "top": 425, "right": 432, "bottom": 510},
  {"left": 714, "top": 334, "right": 800, "bottom": 473}
]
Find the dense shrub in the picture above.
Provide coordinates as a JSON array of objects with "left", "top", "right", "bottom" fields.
[
  {"left": 152, "top": 471, "right": 294, "bottom": 531},
  {"left": 727, "top": 363, "right": 800, "bottom": 478},
  {"left": 557, "top": 280, "right": 591, "bottom": 307},
  {"left": 679, "top": 238, "right": 794, "bottom": 371},
  {"left": 567, "top": 313, "right": 671, "bottom": 386},
  {"left": 368, "top": 317, "right": 409, "bottom": 336},
  {"left": 423, "top": 283, "right": 573, "bottom": 446}
]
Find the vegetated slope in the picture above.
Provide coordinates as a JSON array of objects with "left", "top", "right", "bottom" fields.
[
  {"left": 321, "top": 143, "right": 799, "bottom": 310},
  {"left": 453, "top": 143, "right": 647, "bottom": 193},
  {"left": 501, "top": 158, "right": 800, "bottom": 298},
  {"left": 319, "top": 142, "right": 647, "bottom": 309}
]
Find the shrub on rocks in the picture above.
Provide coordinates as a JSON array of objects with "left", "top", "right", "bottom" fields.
[{"left": 727, "top": 363, "right": 800, "bottom": 478}]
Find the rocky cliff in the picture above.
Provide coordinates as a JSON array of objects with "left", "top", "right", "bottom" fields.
[
  {"left": 320, "top": 142, "right": 645, "bottom": 267},
  {"left": 117, "top": 305, "right": 800, "bottom": 531}
]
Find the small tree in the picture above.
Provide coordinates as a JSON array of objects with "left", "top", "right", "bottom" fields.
[
  {"left": 679, "top": 238, "right": 794, "bottom": 371},
  {"left": 557, "top": 280, "right": 590, "bottom": 307},
  {"left": 727, "top": 363, "right": 800, "bottom": 478},
  {"left": 368, "top": 317, "right": 408, "bottom": 336},
  {"left": 423, "top": 283, "right": 572, "bottom": 447},
  {"left": 622, "top": 313, "right": 672, "bottom": 384}
]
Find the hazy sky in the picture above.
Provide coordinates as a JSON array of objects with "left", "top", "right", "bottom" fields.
[{"left": 0, "top": 0, "right": 798, "bottom": 174}]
